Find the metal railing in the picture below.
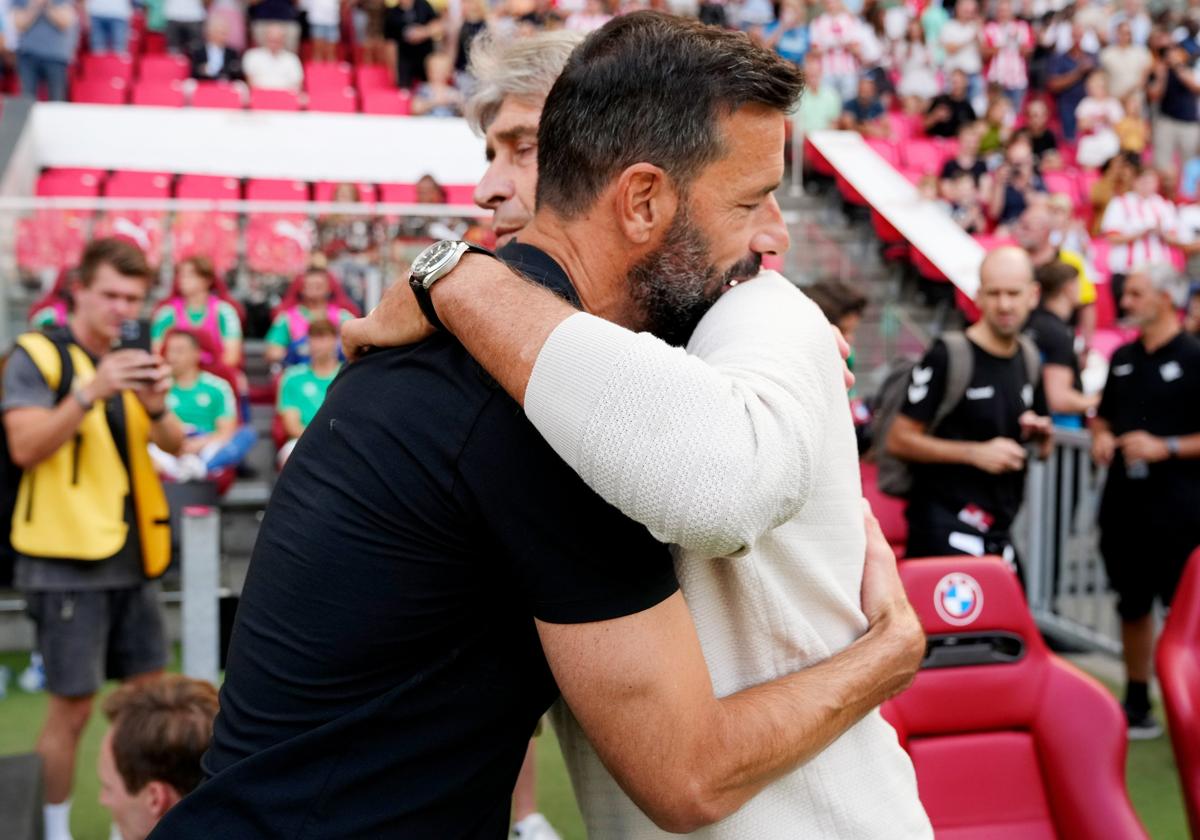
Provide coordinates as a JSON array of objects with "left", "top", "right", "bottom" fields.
[{"left": 1015, "top": 427, "right": 1123, "bottom": 656}]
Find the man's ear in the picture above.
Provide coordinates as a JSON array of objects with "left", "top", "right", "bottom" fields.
[
  {"left": 612, "top": 163, "right": 676, "bottom": 246},
  {"left": 144, "top": 780, "right": 183, "bottom": 821}
]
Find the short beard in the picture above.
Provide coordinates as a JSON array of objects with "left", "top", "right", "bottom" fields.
[{"left": 626, "top": 209, "right": 762, "bottom": 347}]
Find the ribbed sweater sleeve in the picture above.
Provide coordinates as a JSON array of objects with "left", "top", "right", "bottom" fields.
[{"left": 524, "top": 271, "right": 839, "bottom": 558}]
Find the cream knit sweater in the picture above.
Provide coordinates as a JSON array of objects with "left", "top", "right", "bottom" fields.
[{"left": 526, "top": 271, "right": 932, "bottom": 839}]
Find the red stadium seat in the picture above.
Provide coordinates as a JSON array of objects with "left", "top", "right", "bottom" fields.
[
  {"left": 249, "top": 88, "right": 302, "bottom": 111},
  {"left": 361, "top": 89, "right": 412, "bottom": 116},
  {"left": 138, "top": 53, "right": 190, "bottom": 83},
  {"left": 173, "top": 212, "right": 240, "bottom": 275},
  {"left": 131, "top": 81, "right": 186, "bottom": 107},
  {"left": 355, "top": 64, "right": 395, "bottom": 91},
  {"left": 303, "top": 61, "right": 352, "bottom": 92},
  {"left": 882, "top": 557, "right": 1149, "bottom": 840},
  {"left": 37, "top": 170, "right": 102, "bottom": 197},
  {"left": 246, "top": 179, "right": 309, "bottom": 202},
  {"left": 860, "top": 461, "right": 907, "bottom": 556},
  {"left": 191, "top": 81, "right": 244, "bottom": 109},
  {"left": 902, "top": 138, "right": 947, "bottom": 177},
  {"left": 143, "top": 32, "right": 168, "bottom": 54},
  {"left": 887, "top": 111, "right": 921, "bottom": 144},
  {"left": 104, "top": 170, "right": 172, "bottom": 198},
  {"left": 17, "top": 212, "right": 91, "bottom": 273},
  {"left": 176, "top": 174, "right": 242, "bottom": 201},
  {"left": 92, "top": 211, "right": 167, "bottom": 264},
  {"left": 443, "top": 184, "right": 476, "bottom": 205},
  {"left": 307, "top": 87, "right": 358, "bottom": 113},
  {"left": 79, "top": 53, "right": 134, "bottom": 84},
  {"left": 1158, "top": 547, "right": 1200, "bottom": 839},
  {"left": 379, "top": 183, "right": 417, "bottom": 203},
  {"left": 1042, "top": 169, "right": 1080, "bottom": 209},
  {"left": 245, "top": 180, "right": 312, "bottom": 274},
  {"left": 864, "top": 137, "right": 901, "bottom": 168},
  {"left": 71, "top": 78, "right": 129, "bottom": 105},
  {"left": 314, "top": 181, "right": 377, "bottom": 203}
]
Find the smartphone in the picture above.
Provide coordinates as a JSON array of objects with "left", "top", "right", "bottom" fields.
[{"left": 115, "top": 319, "right": 152, "bottom": 353}]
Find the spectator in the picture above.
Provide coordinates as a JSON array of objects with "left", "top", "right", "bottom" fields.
[
  {"left": 756, "top": 0, "right": 808, "bottom": 66},
  {"left": 1046, "top": 191, "right": 1089, "bottom": 255},
  {"left": 303, "top": 0, "right": 341, "bottom": 62},
  {"left": 1023, "top": 98, "right": 1060, "bottom": 164},
  {"left": 1186, "top": 283, "right": 1200, "bottom": 335},
  {"left": 564, "top": 0, "right": 610, "bottom": 32},
  {"left": 940, "top": 0, "right": 984, "bottom": 109},
  {"left": 1025, "top": 261, "right": 1099, "bottom": 427},
  {"left": 838, "top": 73, "right": 889, "bottom": 138},
  {"left": 1092, "top": 263, "right": 1200, "bottom": 739},
  {"left": 317, "top": 183, "right": 386, "bottom": 311},
  {"left": 87, "top": 0, "right": 132, "bottom": 53},
  {"left": 1047, "top": 23, "right": 1098, "bottom": 141},
  {"left": 243, "top": 21, "right": 304, "bottom": 91},
  {"left": 985, "top": 133, "right": 1046, "bottom": 228},
  {"left": 855, "top": 3, "right": 888, "bottom": 89},
  {"left": 977, "top": 93, "right": 1014, "bottom": 157},
  {"left": 275, "top": 318, "right": 341, "bottom": 467},
  {"left": 797, "top": 50, "right": 844, "bottom": 132},
  {"left": 939, "top": 120, "right": 986, "bottom": 189},
  {"left": 151, "top": 330, "right": 255, "bottom": 481},
  {"left": 1101, "top": 163, "right": 1177, "bottom": 308},
  {"left": 1116, "top": 90, "right": 1150, "bottom": 153},
  {"left": 982, "top": 0, "right": 1033, "bottom": 112},
  {"left": 886, "top": 247, "right": 1051, "bottom": 569},
  {"left": 98, "top": 676, "right": 219, "bottom": 840},
  {"left": 11, "top": 0, "right": 76, "bottom": 101},
  {"left": 2, "top": 238, "right": 183, "bottom": 840},
  {"left": 385, "top": 0, "right": 439, "bottom": 88},
  {"left": 1148, "top": 40, "right": 1200, "bottom": 173},
  {"left": 397, "top": 174, "right": 469, "bottom": 239},
  {"left": 893, "top": 17, "right": 939, "bottom": 111},
  {"left": 264, "top": 267, "right": 354, "bottom": 366},
  {"left": 1100, "top": 20, "right": 1153, "bottom": 103},
  {"left": 938, "top": 170, "right": 987, "bottom": 234},
  {"left": 734, "top": 0, "right": 774, "bottom": 31},
  {"left": 1014, "top": 201, "right": 1099, "bottom": 350},
  {"left": 151, "top": 256, "right": 243, "bottom": 369},
  {"left": 413, "top": 52, "right": 464, "bottom": 116},
  {"left": 449, "top": 0, "right": 490, "bottom": 82},
  {"left": 1075, "top": 71, "right": 1125, "bottom": 167},
  {"left": 248, "top": 0, "right": 300, "bottom": 51},
  {"left": 189, "top": 16, "right": 243, "bottom": 81},
  {"left": 1090, "top": 150, "right": 1139, "bottom": 236},
  {"left": 805, "top": 277, "right": 868, "bottom": 351},
  {"left": 809, "top": 0, "right": 862, "bottom": 102},
  {"left": 1109, "top": 0, "right": 1152, "bottom": 47},
  {"left": 924, "top": 68, "right": 977, "bottom": 138},
  {"left": 162, "top": 0, "right": 205, "bottom": 55},
  {"left": 352, "top": 0, "right": 390, "bottom": 68}
]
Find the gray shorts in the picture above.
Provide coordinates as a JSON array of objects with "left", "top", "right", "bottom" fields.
[{"left": 24, "top": 583, "right": 168, "bottom": 698}]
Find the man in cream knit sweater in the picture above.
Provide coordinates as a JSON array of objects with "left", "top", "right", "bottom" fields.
[{"left": 345, "top": 17, "right": 932, "bottom": 840}]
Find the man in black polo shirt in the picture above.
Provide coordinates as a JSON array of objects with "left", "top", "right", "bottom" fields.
[
  {"left": 887, "top": 247, "right": 1051, "bottom": 567},
  {"left": 1024, "top": 260, "right": 1098, "bottom": 429},
  {"left": 154, "top": 14, "right": 926, "bottom": 839},
  {"left": 1093, "top": 264, "right": 1200, "bottom": 739}
]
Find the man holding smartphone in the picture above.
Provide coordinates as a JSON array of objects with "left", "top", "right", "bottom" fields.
[{"left": 2, "top": 237, "right": 184, "bottom": 840}]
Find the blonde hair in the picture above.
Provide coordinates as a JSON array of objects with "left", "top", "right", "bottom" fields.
[{"left": 465, "top": 31, "right": 586, "bottom": 134}]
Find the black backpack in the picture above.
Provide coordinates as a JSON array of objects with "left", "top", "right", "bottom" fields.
[
  {"left": 0, "top": 331, "right": 75, "bottom": 587},
  {"left": 869, "top": 332, "right": 1041, "bottom": 498}
]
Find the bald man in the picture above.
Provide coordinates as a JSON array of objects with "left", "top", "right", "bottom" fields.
[{"left": 887, "top": 248, "right": 1052, "bottom": 570}]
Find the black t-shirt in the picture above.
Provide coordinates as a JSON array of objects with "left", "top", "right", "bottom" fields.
[
  {"left": 939, "top": 157, "right": 987, "bottom": 185},
  {"left": 900, "top": 336, "right": 1046, "bottom": 533},
  {"left": 151, "top": 243, "right": 679, "bottom": 839},
  {"left": 1024, "top": 306, "right": 1080, "bottom": 390},
  {"left": 1098, "top": 332, "right": 1200, "bottom": 494},
  {"left": 1029, "top": 128, "right": 1058, "bottom": 159},
  {"left": 926, "top": 94, "right": 977, "bottom": 138}
]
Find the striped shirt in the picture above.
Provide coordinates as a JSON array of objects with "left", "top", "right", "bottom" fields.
[
  {"left": 811, "top": 12, "right": 862, "bottom": 78},
  {"left": 983, "top": 19, "right": 1031, "bottom": 89},
  {"left": 1101, "top": 192, "right": 1178, "bottom": 273}
]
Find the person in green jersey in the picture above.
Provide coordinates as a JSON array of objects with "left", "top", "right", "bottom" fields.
[
  {"left": 264, "top": 268, "right": 354, "bottom": 368},
  {"left": 151, "top": 330, "right": 257, "bottom": 481},
  {"left": 276, "top": 318, "right": 341, "bottom": 466},
  {"left": 151, "top": 257, "right": 244, "bottom": 368}
]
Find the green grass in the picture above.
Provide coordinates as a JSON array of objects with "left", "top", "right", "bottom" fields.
[{"left": 0, "top": 649, "right": 1188, "bottom": 839}]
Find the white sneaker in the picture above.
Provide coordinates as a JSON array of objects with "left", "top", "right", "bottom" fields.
[
  {"left": 510, "top": 813, "right": 562, "bottom": 840},
  {"left": 18, "top": 652, "right": 45, "bottom": 693}
]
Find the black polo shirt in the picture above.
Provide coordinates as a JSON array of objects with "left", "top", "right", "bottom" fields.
[
  {"left": 1024, "top": 305, "right": 1082, "bottom": 403},
  {"left": 151, "top": 243, "right": 679, "bottom": 839},
  {"left": 1098, "top": 331, "right": 1200, "bottom": 493},
  {"left": 900, "top": 336, "right": 1046, "bottom": 535}
]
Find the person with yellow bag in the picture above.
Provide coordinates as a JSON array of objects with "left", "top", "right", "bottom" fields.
[{"left": 2, "top": 237, "right": 184, "bottom": 840}]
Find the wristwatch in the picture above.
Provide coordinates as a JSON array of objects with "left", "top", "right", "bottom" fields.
[
  {"left": 408, "top": 240, "right": 496, "bottom": 331},
  {"left": 1166, "top": 436, "right": 1181, "bottom": 459}
]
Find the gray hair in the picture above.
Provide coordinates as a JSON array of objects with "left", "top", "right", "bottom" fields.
[
  {"left": 465, "top": 31, "right": 586, "bottom": 135},
  {"left": 1134, "top": 263, "right": 1189, "bottom": 308}
]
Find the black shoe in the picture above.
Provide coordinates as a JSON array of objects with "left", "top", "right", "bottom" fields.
[{"left": 1126, "top": 708, "right": 1163, "bottom": 741}]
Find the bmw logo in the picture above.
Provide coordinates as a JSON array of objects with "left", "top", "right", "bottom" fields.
[{"left": 933, "top": 572, "right": 984, "bottom": 627}]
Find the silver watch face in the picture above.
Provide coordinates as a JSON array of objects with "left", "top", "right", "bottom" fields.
[{"left": 412, "top": 240, "right": 460, "bottom": 279}]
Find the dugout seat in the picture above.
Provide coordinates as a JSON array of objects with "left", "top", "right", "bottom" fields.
[
  {"left": 1157, "top": 546, "right": 1200, "bottom": 838},
  {"left": 882, "top": 556, "right": 1148, "bottom": 839}
]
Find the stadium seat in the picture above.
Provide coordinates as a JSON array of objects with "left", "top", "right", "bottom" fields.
[
  {"left": 361, "top": 89, "right": 412, "bottom": 116},
  {"left": 176, "top": 174, "right": 242, "bottom": 201},
  {"left": 249, "top": 88, "right": 302, "bottom": 112},
  {"left": 901, "top": 138, "right": 946, "bottom": 177},
  {"left": 173, "top": 212, "right": 240, "bottom": 275},
  {"left": 131, "top": 81, "right": 186, "bottom": 107},
  {"left": 314, "top": 181, "right": 378, "bottom": 203},
  {"left": 379, "top": 182, "right": 418, "bottom": 203},
  {"left": 307, "top": 87, "right": 358, "bottom": 114},
  {"left": 36, "top": 170, "right": 102, "bottom": 197},
  {"left": 138, "top": 53, "right": 190, "bottom": 83},
  {"left": 860, "top": 461, "right": 907, "bottom": 556},
  {"left": 71, "top": 78, "right": 130, "bottom": 105},
  {"left": 245, "top": 180, "right": 312, "bottom": 274},
  {"left": 1042, "top": 170, "right": 1080, "bottom": 209},
  {"left": 246, "top": 179, "right": 309, "bottom": 202},
  {"left": 864, "top": 137, "right": 901, "bottom": 168},
  {"left": 103, "top": 170, "right": 172, "bottom": 198},
  {"left": 191, "top": 81, "right": 244, "bottom": 109},
  {"left": 303, "top": 62, "right": 353, "bottom": 92},
  {"left": 882, "top": 557, "right": 1149, "bottom": 840},
  {"left": 443, "top": 184, "right": 476, "bottom": 205},
  {"left": 78, "top": 53, "right": 134, "bottom": 85},
  {"left": 1157, "top": 547, "right": 1200, "bottom": 839},
  {"left": 92, "top": 211, "right": 167, "bottom": 264},
  {"left": 355, "top": 65, "right": 395, "bottom": 91},
  {"left": 17, "top": 211, "right": 90, "bottom": 274}
]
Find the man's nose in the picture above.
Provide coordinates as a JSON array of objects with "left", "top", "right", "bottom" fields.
[
  {"left": 473, "top": 164, "right": 513, "bottom": 211},
  {"left": 750, "top": 194, "right": 790, "bottom": 256}
]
